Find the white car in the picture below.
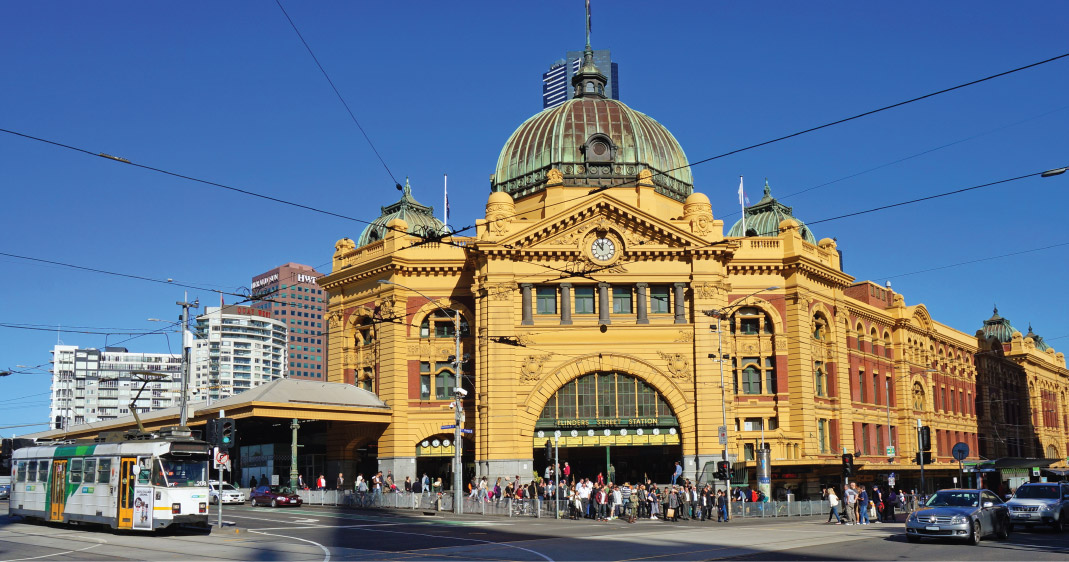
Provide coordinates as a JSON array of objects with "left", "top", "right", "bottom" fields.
[{"left": 209, "top": 481, "right": 246, "bottom": 505}]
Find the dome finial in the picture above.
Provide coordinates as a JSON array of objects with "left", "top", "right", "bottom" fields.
[
  {"left": 572, "top": 0, "right": 606, "bottom": 98},
  {"left": 403, "top": 177, "right": 411, "bottom": 196},
  {"left": 585, "top": 0, "right": 592, "bottom": 49},
  {"left": 764, "top": 178, "right": 771, "bottom": 197}
]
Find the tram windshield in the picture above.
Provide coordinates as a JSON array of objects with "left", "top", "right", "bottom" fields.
[{"left": 157, "top": 457, "right": 208, "bottom": 487}]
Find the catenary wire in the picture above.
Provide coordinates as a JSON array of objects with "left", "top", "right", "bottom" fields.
[{"left": 274, "top": 0, "right": 403, "bottom": 190}]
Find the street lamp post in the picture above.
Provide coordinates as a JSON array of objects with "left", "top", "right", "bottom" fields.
[
  {"left": 705, "top": 286, "right": 779, "bottom": 491},
  {"left": 378, "top": 279, "right": 464, "bottom": 515}
]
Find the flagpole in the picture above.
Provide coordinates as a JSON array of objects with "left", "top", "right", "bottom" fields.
[
  {"left": 443, "top": 173, "right": 448, "bottom": 232},
  {"left": 738, "top": 175, "right": 747, "bottom": 236}
]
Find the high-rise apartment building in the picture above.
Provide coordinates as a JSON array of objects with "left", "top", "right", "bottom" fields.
[
  {"left": 192, "top": 304, "right": 288, "bottom": 402},
  {"left": 251, "top": 262, "right": 326, "bottom": 380},
  {"left": 542, "top": 49, "right": 619, "bottom": 109},
  {"left": 49, "top": 345, "right": 182, "bottom": 429}
]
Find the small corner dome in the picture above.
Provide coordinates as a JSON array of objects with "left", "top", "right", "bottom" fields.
[
  {"left": 684, "top": 192, "right": 710, "bottom": 206},
  {"left": 728, "top": 180, "right": 817, "bottom": 243},
  {"left": 487, "top": 191, "right": 514, "bottom": 206},
  {"left": 357, "top": 180, "right": 444, "bottom": 247}
]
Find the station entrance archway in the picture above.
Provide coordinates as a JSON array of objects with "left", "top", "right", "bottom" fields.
[{"left": 532, "top": 371, "right": 682, "bottom": 484}]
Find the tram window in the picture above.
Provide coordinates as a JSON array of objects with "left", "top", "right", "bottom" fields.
[
  {"left": 98, "top": 459, "right": 112, "bottom": 484},
  {"left": 37, "top": 461, "right": 48, "bottom": 481},
  {"left": 151, "top": 460, "right": 166, "bottom": 486},
  {"left": 27, "top": 460, "right": 37, "bottom": 481},
  {"left": 83, "top": 459, "right": 97, "bottom": 483},
  {"left": 137, "top": 461, "right": 152, "bottom": 485},
  {"left": 69, "top": 459, "right": 83, "bottom": 484},
  {"left": 159, "top": 457, "right": 208, "bottom": 487},
  {"left": 16, "top": 461, "right": 26, "bottom": 482}
]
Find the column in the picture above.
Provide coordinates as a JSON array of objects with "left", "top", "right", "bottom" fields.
[
  {"left": 673, "top": 282, "right": 687, "bottom": 324},
  {"left": 636, "top": 282, "right": 649, "bottom": 324},
  {"left": 598, "top": 282, "right": 610, "bottom": 325},
  {"left": 560, "top": 283, "right": 573, "bottom": 325},
  {"left": 521, "top": 283, "right": 533, "bottom": 325}
]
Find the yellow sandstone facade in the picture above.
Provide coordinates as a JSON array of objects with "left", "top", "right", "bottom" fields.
[{"left": 318, "top": 46, "right": 1068, "bottom": 496}]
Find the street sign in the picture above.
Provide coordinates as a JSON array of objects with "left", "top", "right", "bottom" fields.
[
  {"left": 952, "top": 442, "right": 969, "bottom": 461},
  {"left": 214, "top": 449, "right": 230, "bottom": 470},
  {"left": 886, "top": 446, "right": 895, "bottom": 457},
  {"left": 718, "top": 425, "right": 727, "bottom": 445},
  {"left": 888, "top": 476, "right": 896, "bottom": 487},
  {"left": 1032, "top": 467, "right": 1040, "bottom": 476},
  {"left": 461, "top": 429, "right": 473, "bottom": 434},
  {"left": 441, "top": 424, "right": 456, "bottom": 430}
]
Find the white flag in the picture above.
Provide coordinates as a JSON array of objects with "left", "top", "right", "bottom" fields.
[{"left": 738, "top": 176, "right": 745, "bottom": 205}]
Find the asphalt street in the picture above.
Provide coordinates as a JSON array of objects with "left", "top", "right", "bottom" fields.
[{"left": 2, "top": 501, "right": 1067, "bottom": 561}]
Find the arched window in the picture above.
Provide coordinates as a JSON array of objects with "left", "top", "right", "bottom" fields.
[
  {"left": 856, "top": 324, "right": 865, "bottom": 352},
  {"left": 912, "top": 382, "right": 926, "bottom": 411},
  {"left": 883, "top": 331, "right": 893, "bottom": 358},
  {"left": 538, "top": 372, "right": 676, "bottom": 422},
  {"left": 742, "top": 363, "right": 762, "bottom": 394},
  {"left": 813, "top": 314, "right": 827, "bottom": 340},
  {"left": 733, "top": 307, "right": 774, "bottom": 335},
  {"left": 420, "top": 309, "right": 470, "bottom": 338},
  {"left": 1047, "top": 444, "right": 1059, "bottom": 458}
]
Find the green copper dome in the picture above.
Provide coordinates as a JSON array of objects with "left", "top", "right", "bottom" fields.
[
  {"left": 357, "top": 179, "right": 445, "bottom": 247},
  {"left": 1024, "top": 324, "right": 1051, "bottom": 351},
  {"left": 492, "top": 49, "right": 692, "bottom": 202},
  {"left": 728, "top": 180, "right": 816, "bottom": 243},
  {"left": 979, "top": 306, "right": 1017, "bottom": 343}
]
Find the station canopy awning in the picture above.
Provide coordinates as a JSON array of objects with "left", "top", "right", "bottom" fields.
[{"left": 22, "top": 378, "right": 391, "bottom": 441}]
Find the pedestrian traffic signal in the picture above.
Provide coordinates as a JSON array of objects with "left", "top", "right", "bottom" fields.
[
  {"left": 913, "top": 452, "right": 933, "bottom": 465},
  {"left": 205, "top": 418, "right": 220, "bottom": 445},
  {"left": 842, "top": 453, "right": 854, "bottom": 476},
  {"left": 716, "top": 460, "right": 730, "bottom": 480},
  {"left": 919, "top": 426, "right": 931, "bottom": 452},
  {"left": 544, "top": 439, "right": 552, "bottom": 459}
]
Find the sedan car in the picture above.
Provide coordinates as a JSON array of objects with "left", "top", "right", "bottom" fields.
[
  {"left": 250, "top": 485, "right": 304, "bottom": 507},
  {"left": 209, "top": 481, "right": 247, "bottom": 505},
  {"left": 1005, "top": 482, "right": 1069, "bottom": 532},
  {"left": 905, "top": 489, "right": 1010, "bottom": 545},
  {"left": 0, "top": 485, "right": 9, "bottom": 500}
]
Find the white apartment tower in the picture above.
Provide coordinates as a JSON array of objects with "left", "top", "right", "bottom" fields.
[{"left": 192, "top": 304, "right": 288, "bottom": 402}]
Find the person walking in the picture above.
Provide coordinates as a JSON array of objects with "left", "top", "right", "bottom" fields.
[
  {"left": 336, "top": 472, "right": 345, "bottom": 490},
  {"left": 317, "top": 474, "right": 326, "bottom": 490},
  {"left": 827, "top": 487, "right": 843, "bottom": 523},
  {"left": 843, "top": 483, "right": 857, "bottom": 524},
  {"left": 857, "top": 485, "right": 870, "bottom": 525},
  {"left": 671, "top": 461, "right": 683, "bottom": 486}
]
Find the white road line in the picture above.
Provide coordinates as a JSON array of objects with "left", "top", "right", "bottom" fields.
[
  {"left": 4, "top": 537, "right": 106, "bottom": 561},
  {"left": 250, "top": 523, "right": 396, "bottom": 531},
  {"left": 249, "top": 529, "right": 331, "bottom": 562},
  {"left": 367, "top": 527, "right": 555, "bottom": 562}
]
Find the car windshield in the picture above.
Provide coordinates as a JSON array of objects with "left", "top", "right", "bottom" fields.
[
  {"left": 159, "top": 457, "right": 208, "bottom": 488},
  {"left": 1014, "top": 485, "right": 1059, "bottom": 499},
  {"left": 925, "top": 491, "right": 979, "bottom": 508},
  {"left": 220, "top": 483, "right": 237, "bottom": 491}
]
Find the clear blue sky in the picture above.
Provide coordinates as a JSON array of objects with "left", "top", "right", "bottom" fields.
[{"left": 3, "top": 1, "right": 1068, "bottom": 434}]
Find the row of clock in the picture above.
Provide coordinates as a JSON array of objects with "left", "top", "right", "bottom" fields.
[
  {"left": 421, "top": 439, "right": 451, "bottom": 448},
  {"left": 537, "top": 427, "right": 677, "bottom": 438}
]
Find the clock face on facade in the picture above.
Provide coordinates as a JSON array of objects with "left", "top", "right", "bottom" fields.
[{"left": 591, "top": 237, "right": 616, "bottom": 261}]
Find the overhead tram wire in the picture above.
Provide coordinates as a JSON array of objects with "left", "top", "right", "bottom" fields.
[{"left": 274, "top": 0, "right": 403, "bottom": 190}]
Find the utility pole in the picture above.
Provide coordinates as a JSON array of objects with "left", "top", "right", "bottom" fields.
[
  {"left": 290, "top": 418, "right": 300, "bottom": 489},
  {"left": 177, "top": 293, "right": 199, "bottom": 427},
  {"left": 917, "top": 419, "right": 926, "bottom": 496},
  {"left": 453, "top": 311, "right": 464, "bottom": 516}
]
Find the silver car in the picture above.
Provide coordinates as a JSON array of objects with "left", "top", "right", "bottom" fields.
[
  {"left": 905, "top": 489, "right": 1010, "bottom": 545},
  {"left": 209, "top": 481, "right": 247, "bottom": 505},
  {"left": 1005, "top": 482, "right": 1069, "bottom": 532}
]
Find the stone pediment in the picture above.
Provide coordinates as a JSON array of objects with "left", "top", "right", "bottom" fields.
[{"left": 497, "top": 198, "right": 714, "bottom": 255}]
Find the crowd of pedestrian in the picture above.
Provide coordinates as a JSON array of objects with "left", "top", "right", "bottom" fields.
[{"left": 824, "top": 482, "right": 906, "bottom": 524}]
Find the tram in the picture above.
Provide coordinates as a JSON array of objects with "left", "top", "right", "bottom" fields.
[{"left": 8, "top": 427, "right": 212, "bottom": 530}]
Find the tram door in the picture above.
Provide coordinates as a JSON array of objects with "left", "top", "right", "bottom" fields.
[
  {"left": 118, "top": 457, "right": 137, "bottom": 529},
  {"left": 49, "top": 460, "right": 67, "bottom": 522}
]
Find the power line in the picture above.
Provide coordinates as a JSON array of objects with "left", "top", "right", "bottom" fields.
[
  {"left": 274, "top": 0, "right": 403, "bottom": 190},
  {"left": 590, "top": 50, "right": 1069, "bottom": 194}
]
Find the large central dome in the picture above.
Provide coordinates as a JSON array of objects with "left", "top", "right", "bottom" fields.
[{"left": 492, "top": 53, "right": 693, "bottom": 202}]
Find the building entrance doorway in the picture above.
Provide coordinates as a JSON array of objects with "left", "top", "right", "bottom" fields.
[{"left": 535, "top": 371, "right": 682, "bottom": 485}]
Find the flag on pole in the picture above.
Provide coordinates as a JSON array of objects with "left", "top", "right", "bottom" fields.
[
  {"left": 737, "top": 176, "right": 749, "bottom": 206},
  {"left": 443, "top": 174, "right": 449, "bottom": 231}
]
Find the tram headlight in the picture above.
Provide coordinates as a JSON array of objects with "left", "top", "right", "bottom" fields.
[
  {"left": 199, "top": 502, "right": 207, "bottom": 513},
  {"left": 172, "top": 503, "right": 181, "bottom": 514}
]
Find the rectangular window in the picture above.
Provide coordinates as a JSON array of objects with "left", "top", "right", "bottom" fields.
[
  {"left": 873, "top": 373, "right": 880, "bottom": 405},
  {"left": 876, "top": 425, "right": 884, "bottom": 454},
  {"left": 420, "top": 374, "right": 431, "bottom": 400},
  {"left": 768, "top": 417, "right": 779, "bottom": 430},
  {"left": 815, "top": 361, "right": 826, "bottom": 397},
  {"left": 741, "top": 359, "right": 761, "bottom": 395},
  {"left": 740, "top": 317, "right": 760, "bottom": 335},
  {"left": 16, "top": 461, "right": 26, "bottom": 482},
  {"left": 617, "top": 377, "right": 636, "bottom": 417},
  {"left": 536, "top": 286, "right": 557, "bottom": 315},
  {"left": 764, "top": 357, "right": 777, "bottom": 394},
  {"left": 558, "top": 381, "right": 577, "bottom": 419},
  {"left": 434, "top": 371, "right": 456, "bottom": 400},
  {"left": 576, "top": 375, "right": 597, "bottom": 418},
  {"left": 744, "top": 443, "right": 756, "bottom": 461},
  {"left": 97, "top": 459, "right": 111, "bottom": 484},
  {"left": 858, "top": 370, "right": 866, "bottom": 402},
  {"left": 540, "top": 394, "right": 557, "bottom": 419},
  {"left": 597, "top": 373, "right": 616, "bottom": 418},
  {"left": 70, "top": 458, "right": 83, "bottom": 484},
  {"left": 636, "top": 381, "right": 657, "bottom": 416},
  {"left": 83, "top": 459, "right": 96, "bottom": 484},
  {"left": 861, "top": 423, "right": 870, "bottom": 455},
  {"left": 612, "top": 286, "right": 632, "bottom": 314},
  {"left": 940, "top": 387, "right": 947, "bottom": 411},
  {"left": 650, "top": 286, "right": 670, "bottom": 314},
  {"left": 744, "top": 418, "right": 763, "bottom": 431},
  {"left": 574, "top": 286, "right": 595, "bottom": 315},
  {"left": 27, "top": 460, "right": 37, "bottom": 482}
]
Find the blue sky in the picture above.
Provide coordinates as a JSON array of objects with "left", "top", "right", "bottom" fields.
[{"left": 2, "top": 1, "right": 1068, "bottom": 434}]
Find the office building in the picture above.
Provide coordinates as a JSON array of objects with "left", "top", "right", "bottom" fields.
[
  {"left": 542, "top": 49, "right": 618, "bottom": 109},
  {"left": 192, "top": 304, "right": 288, "bottom": 402},
  {"left": 251, "top": 262, "right": 326, "bottom": 379},
  {"left": 49, "top": 345, "right": 182, "bottom": 429}
]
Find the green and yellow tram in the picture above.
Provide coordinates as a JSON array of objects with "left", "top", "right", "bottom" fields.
[{"left": 8, "top": 428, "right": 211, "bottom": 530}]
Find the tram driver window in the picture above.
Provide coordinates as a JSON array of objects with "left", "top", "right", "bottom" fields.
[
  {"left": 16, "top": 461, "right": 26, "bottom": 482},
  {"left": 151, "top": 460, "right": 167, "bottom": 487},
  {"left": 27, "top": 460, "right": 37, "bottom": 482},
  {"left": 137, "top": 460, "right": 151, "bottom": 485}
]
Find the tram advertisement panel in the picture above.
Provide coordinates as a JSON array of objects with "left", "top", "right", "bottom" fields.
[{"left": 133, "top": 487, "right": 153, "bottom": 529}]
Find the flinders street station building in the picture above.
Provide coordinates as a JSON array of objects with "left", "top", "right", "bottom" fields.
[{"left": 319, "top": 45, "right": 1068, "bottom": 497}]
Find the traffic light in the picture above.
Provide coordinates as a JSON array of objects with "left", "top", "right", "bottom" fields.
[
  {"left": 919, "top": 426, "right": 932, "bottom": 452},
  {"left": 0, "top": 439, "right": 11, "bottom": 473},
  {"left": 842, "top": 453, "right": 854, "bottom": 476},
  {"left": 913, "top": 452, "right": 933, "bottom": 465},
  {"left": 219, "top": 418, "right": 236, "bottom": 450},
  {"left": 205, "top": 419, "right": 220, "bottom": 445},
  {"left": 544, "top": 439, "right": 552, "bottom": 460},
  {"left": 716, "top": 460, "right": 730, "bottom": 480}
]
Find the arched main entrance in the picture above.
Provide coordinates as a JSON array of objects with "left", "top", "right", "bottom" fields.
[{"left": 533, "top": 371, "right": 681, "bottom": 484}]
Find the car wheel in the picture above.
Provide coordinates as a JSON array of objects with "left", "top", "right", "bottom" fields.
[
  {"left": 906, "top": 534, "right": 921, "bottom": 543},
  {"left": 970, "top": 520, "right": 982, "bottom": 546},
  {"left": 271, "top": 499, "right": 278, "bottom": 508},
  {"left": 1054, "top": 513, "right": 1066, "bottom": 533}
]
